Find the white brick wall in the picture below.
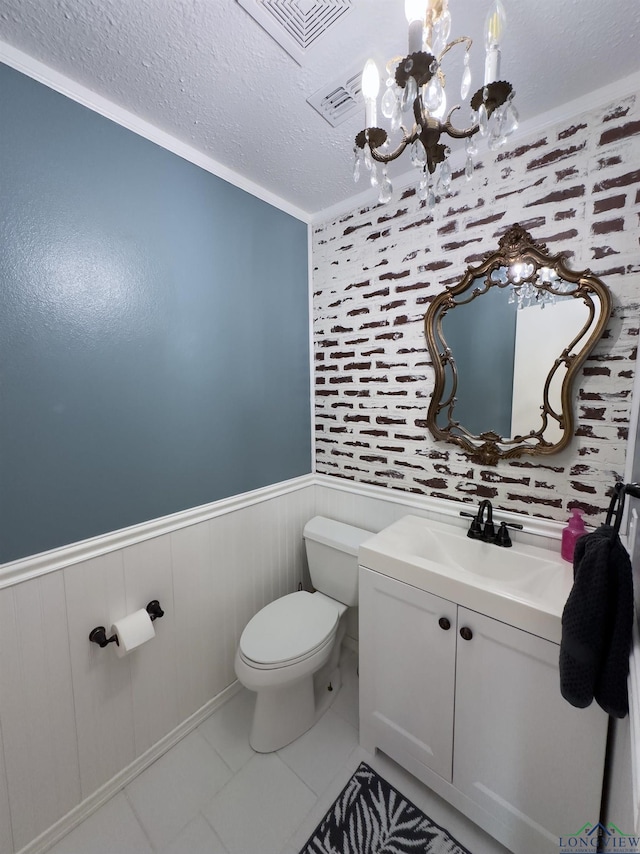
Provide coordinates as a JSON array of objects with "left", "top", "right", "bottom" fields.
[{"left": 312, "top": 95, "right": 640, "bottom": 522}]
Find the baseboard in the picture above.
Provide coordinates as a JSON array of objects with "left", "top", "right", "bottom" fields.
[{"left": 17, "top": 681, "right": 242, "bottom": 854}]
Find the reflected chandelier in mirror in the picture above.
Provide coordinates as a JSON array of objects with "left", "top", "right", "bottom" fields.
[{"left": 424, "top": 224, "right": 612, "bottom": 465}]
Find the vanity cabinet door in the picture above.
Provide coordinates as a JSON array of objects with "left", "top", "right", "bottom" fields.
[
  {"left": 359, "top": 567, "right": 457, "bottom": 782},
  {"left": 453, "top": 608, "right": 608, "bottom": 854}
]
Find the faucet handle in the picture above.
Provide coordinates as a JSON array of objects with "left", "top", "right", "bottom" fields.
[
  {"left": 460, "top": 510, "right": 483, "bottom": 539},
  {"left": 462, "top": 509, "right": 523, "bottom": 547},
  {"left": 494, "top": 520, "right": 524, "bottom": 548},
  {"left": 495, "top": 522, "right": 512, "bottom": 547}
]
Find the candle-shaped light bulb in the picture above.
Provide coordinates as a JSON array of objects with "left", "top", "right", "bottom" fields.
[
  {"left": 405, "top": 0, "right": 428, "bottom": 53},
  {"left": 362, "top": 59, "right": 380, "bottom": 128},
  {"left": 362, "top": 59, "right": 380, "bottom": 99},
  {"left": 485, "top": 0, "right": 506, "bottom": 49},
  {"left": 484, "top": 0, "right": 506, "bottom": 84},
  {"left": 405, "top": 0, "right": 428, "bottom": 23}
]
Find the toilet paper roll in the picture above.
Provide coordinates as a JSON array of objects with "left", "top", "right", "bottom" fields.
[{"left": 111, "top": 608, "right": 156, "bottom": 657}]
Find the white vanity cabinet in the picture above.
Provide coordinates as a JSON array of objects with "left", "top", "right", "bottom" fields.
[
  {"left": 359, "top": 566, "right": 608, "bottom": 854},
  {"left": 358, "top": 568, "right": 457, "bottom": 782}
]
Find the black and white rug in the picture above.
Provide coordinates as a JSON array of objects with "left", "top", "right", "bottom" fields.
[{"left": 300, "top": 762, "right": 472, "bottom": 854}]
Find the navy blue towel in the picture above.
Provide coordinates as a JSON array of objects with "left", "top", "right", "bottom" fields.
[{"left": 559, "top": 524, "right": 633, "bottom": 718}]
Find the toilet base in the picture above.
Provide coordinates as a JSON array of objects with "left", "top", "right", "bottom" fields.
[
  {"left": 250, "top": 677, "right": 316, "bottom": 753},
  {"left": 314, "top": 660, "right": 342, "bottom": 716},
  {"left": 249, "top": 661, "right": 343, "bottom": 753},
  {"left": 241, "top": 607, "right": 350, "bottom": 753}
]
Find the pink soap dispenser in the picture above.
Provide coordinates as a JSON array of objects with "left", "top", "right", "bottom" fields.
[{"left": 561, "top": 508, "right": 586, "bottom": 562}]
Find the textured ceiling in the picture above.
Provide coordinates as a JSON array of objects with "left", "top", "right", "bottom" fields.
[{"left": 1, "top": 0, "right": 639, "bottom": 217}]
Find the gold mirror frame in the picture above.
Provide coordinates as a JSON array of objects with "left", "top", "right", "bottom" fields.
[{"left": 424, "top": 224, "right": 612, "bottom": 465}]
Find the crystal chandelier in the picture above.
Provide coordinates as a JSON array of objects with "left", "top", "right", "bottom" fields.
[
  {"left": 353, "top": 0, "right": 519, "bottom": 206},
  {"left": 506, "top": 264, "right": 577, "bottom": 311}
]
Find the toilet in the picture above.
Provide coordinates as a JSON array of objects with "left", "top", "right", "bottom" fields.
[{"left": 234, "top": 516, "right": 373, "bottom": 753}]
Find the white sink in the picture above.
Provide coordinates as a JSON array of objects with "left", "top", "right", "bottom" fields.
[{"left": 359, "top": 515, "right": 574, "bottom": 642}]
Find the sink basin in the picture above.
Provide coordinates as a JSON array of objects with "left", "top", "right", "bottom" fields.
[
  {"left": 359, "top": 515, "right": 574, "bottom": 642},
  {"left": 403, "top": 520, "right": 561, "bottom": 581}
]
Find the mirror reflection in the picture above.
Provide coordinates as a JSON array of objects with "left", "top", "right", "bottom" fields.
[
  {"left": 424, "top": 225, "right": 612, "bottom": 465},
  {"left": 440, "top": 278, "right": 589, "bottom": 444}
]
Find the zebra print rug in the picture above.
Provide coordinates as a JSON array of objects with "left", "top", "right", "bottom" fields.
[{"left": 300, "top": 762, "right": 471, "bottom": 854}]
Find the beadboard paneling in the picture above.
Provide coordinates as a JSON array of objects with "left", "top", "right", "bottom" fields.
[
  {"left": 210, "top": 511, "right": 239, "bottom": 689},
  {"left": 315, "top": 483, "right": 410, "bottom": 535},
  {"left": 0, "top": 477, "right": 580, "bottom": 854},
  {"left": 0, "top": 473, "right": 569, "bottom": 854},
  {"left": 0, "top": 573, "right": 81, "bottom": 851},
  {"left": 121, "top": 534, "right": 180, "bottom": 757},
  {"left": 0, "top": 722, "right": 12, "bottom": 854},
  {"left": 0, "top": 480, "right": 315, "bottom": 854},
  {"left": 314, "top": 484, "right": 403, "bottom": 645},
  {"left": 64, "top": 551, "right": 135, "bottom": 800},
  {"left": 0, "top": 459, "right": 577, "bottom": 854},
  {"left": 171, "top": 519, "right": 221, "bottom": 722}
]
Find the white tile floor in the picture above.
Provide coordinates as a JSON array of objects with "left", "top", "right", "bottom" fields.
[{"left": 48, "top": 649, "right": 510, "bottom": 854}]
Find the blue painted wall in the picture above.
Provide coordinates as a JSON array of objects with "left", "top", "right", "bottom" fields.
[
  {"left": 440, "top": 285, "right": 517, "bottom": 437},
  {"left": 0, "top": 63, "right": 311, "bottom": 563}
]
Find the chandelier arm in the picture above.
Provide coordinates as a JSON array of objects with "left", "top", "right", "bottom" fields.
[
  {"left": 437, "top": 35, "right": 472, "bottom": 65},
  {"left": 440, "top": 104, "right": 480, "bottom": 140},
  {"left": 369, "top": 133, "right": 415, "bottom": 164},
  {"left": 351, "top": 4, "right": 518, "bottom": 204},
  {"left": 385, "top": 55, "right": 405, "bottom": 77}
]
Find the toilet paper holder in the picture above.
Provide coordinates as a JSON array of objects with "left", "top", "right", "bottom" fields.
[{"left": 89, "top": 600, "right": 165, "bottom": 648}]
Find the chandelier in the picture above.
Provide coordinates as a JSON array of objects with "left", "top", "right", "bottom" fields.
[
  {"left": 353, "top": 0, "right": 519, "bottom": 206},
  {"left": 506, "top": 264, "right": 577, "bottom": 311}
]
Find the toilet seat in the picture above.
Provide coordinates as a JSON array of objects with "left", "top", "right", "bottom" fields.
[{"left": 239, "top": 591, "right": 339, "bottom": 670}]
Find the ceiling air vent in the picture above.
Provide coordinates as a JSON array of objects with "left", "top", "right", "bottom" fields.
[
  {"left": 237, "top": 0, "right": 352, "bottom": 65},
  {"left": 307, "top": 64, "right": 363, "bottom": 127}
]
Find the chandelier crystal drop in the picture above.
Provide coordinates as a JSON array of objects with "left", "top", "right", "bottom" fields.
[
  {"left": 499, "top": 262, "right": 577, "bottom": 311},
  {"left": 354, "top": 0, "right": 519, "bottom": 206}
]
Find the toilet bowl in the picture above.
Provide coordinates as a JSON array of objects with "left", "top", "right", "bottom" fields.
[{"left": 234, "top": 516, "right": 373, "bottom": 753}]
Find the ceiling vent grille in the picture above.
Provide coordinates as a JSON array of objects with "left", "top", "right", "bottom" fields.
[
  {"left": 307, "top": 65, "right": 363, "bottom": 127},
  {"left": 237, "top": 0, "right": 352, "bottom": 65}
]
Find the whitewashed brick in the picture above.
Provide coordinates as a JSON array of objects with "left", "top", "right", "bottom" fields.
[{"left": 313, "top": 94, "right": 640, "bottom": 522}]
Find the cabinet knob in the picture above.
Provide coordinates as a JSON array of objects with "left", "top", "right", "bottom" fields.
[
  {"left": 460, "top": 626, "right": 473, "bottom": 641},
  {"left": 438, "top": 617, "right": 451, "bottom": 631}
]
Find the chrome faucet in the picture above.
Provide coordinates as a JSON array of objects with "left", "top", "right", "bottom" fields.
[{"left": 460, "top": 501, "right": 523, "bottom": 547}]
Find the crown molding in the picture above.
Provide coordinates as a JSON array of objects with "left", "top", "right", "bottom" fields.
[
  {"left": 310, "top": 68, "right": 640, "bottom": 227},
  {"left": 3, "top": 39, "right": 639, "bottom": 229},
  {"left": 0, "top": 40, "right": 312, "bottom": 225}
]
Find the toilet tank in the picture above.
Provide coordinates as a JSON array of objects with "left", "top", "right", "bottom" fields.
[{"left": 303, "top": 516, "right": 374, "bottom": 607}]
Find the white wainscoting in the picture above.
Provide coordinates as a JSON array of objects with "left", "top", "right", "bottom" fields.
[
  {"left": 0, "top": 477, "right": 315, "bottom": 854},
  {"left": 0, "top": 474, "right": 566, "bottom": 854},
  {"left": 315, "top": 475, "right": 564, "bottom": 652},
  {"left": 314, "top": 475, "right": 564, "bottom": 546}
]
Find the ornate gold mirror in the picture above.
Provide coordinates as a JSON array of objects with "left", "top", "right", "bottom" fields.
[{"left": 424, "top": 224, "right": 612, "bottom": 465}]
